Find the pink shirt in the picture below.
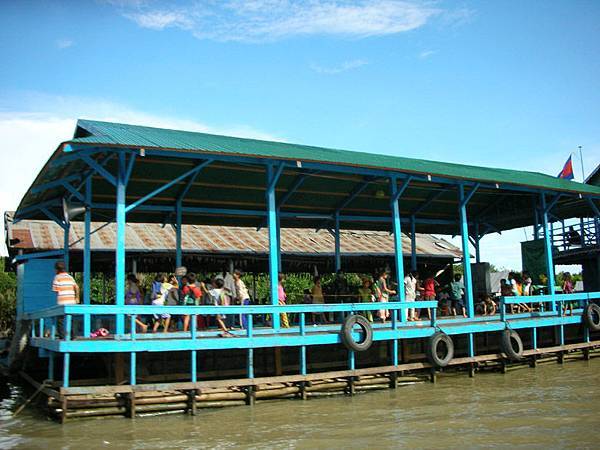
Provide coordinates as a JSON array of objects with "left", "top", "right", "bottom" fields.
[{"left": 278, "top": 284, "right": 286, "bottom": 303}]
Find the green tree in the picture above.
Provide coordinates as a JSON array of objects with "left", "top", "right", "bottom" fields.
[{"left": 0, "top": 258, "right": 17, "bottom": 336}]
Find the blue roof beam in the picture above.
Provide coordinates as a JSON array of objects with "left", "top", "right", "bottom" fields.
[
  {"left": 81, "top": 154, "right": 117, "bottom": 187},
  {"left": 316, "top": 176, "right": 378, "bottom": 229},
  {"left": 410, "top": 187, "right": 451, "bottom": 216},
  {"left": 125, "top": 159, "right": 213, "bottom": 214}
]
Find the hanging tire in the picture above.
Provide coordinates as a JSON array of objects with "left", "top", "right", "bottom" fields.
[
  {"left": 340, "top": 314, "right": 373, "bottom": 352},
  {"left": 426, "top": 332, "right": 454, "bottom": 368},
  {"left": 500, "top": 329, "right": 523, "bottom": 361},
  {"left": 583, "top": 303, "right": 600, "bottom": 332}
]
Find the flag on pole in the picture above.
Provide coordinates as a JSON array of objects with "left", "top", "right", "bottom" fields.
[{"left": 557, "top": 155, "right": 574, "bottom": 180}]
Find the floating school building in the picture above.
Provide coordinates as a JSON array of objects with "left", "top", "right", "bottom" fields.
[{"left": 2, "top": 119, "right": 600, "bottom": 421}]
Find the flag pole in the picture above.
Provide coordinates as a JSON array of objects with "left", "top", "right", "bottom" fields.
[{"left": 578, "top": 145, "right": 585, "bottom": 182}]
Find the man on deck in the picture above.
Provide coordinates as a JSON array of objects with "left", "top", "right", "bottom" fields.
[{"left": 52, "top": 261, "right": 79, "bottom": 338}]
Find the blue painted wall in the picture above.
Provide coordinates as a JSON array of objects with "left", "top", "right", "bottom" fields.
[{"left": 19, "top": 259, "right": 59, "bottom": 316}]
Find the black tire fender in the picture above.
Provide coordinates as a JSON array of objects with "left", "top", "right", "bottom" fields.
[
  {"left": 426, "top": 331, "right": 454, "bottom": 368},
  {"left": 583, "top": 303, "right": 600, "bottom": 332},
  {"left": 500, "top": 329, "right": 524, "bottom": 361},
  {"left": 340, "top": 314, "right": 373, "bottom": 352}
]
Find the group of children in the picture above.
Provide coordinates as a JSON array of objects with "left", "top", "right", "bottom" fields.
[
  {"left": 122, "top": 267, "right": 576, "bottom": 333},
  {"left": 125, "top": 269, "right": 251, "bottom": 337}
]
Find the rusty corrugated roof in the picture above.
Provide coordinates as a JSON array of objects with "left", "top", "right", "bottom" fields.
[{"left": 5, "top": 212, "right": 461, "bottom": 258}]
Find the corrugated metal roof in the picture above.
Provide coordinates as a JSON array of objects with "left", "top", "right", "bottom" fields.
[
  {"left": 70, "top": 120, "right": 600, "bottom": 195},
  {"left": 5, "top": 213, "right": 461, "bottom": 259},
  {"left": 15, "top": 120, "right": 597, "bottom": 240}
]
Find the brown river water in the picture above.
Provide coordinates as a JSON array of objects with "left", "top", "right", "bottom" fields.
[{"left": 1, "top": 358, "right": 599, "bottom": 449}]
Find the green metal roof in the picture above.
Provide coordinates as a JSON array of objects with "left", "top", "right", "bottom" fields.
[
  {"left": 72, "top": 119, "right": 600, "bottom": 195},
  {"left": 12, "top": 119, "right": 600, "bottom": 236}
]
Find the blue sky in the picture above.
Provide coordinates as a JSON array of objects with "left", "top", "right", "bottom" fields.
[{"left": 0, "top": 0, "right": 599, "bottom": 267}]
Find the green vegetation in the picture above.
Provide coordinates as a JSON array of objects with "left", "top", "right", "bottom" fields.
[
  {"left": 242, "top": 272, "right": 365, "bottom": 303},
  {"left": 0, "top": 258, "right": 17, "bottom": 336}
]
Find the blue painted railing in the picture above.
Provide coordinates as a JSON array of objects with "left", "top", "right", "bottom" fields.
[{"left": 23, "top": 294, "right": 598, "bottom": 388}]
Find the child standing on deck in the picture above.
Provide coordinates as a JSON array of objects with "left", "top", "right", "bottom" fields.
[
  {"left": 404, "top": 271, "right": 422, "bottom": 321},
  {"left": 181, "top": 272, "right": 202, "bottom": 332},
  {"left": 358, "top": 277, "right": 374, "bottom": 322},
  {"left": 209, "top": 278, "right": 236, "bottom": 337},
  {"left": 448, "top": 274, "right": 466, "bottom": 317},
  {"left": 278, "top": 274, "right": 290, "bottom": 328},
  {"left": 311, "top": 276, "right": 328, "bottom": 324},
  {"left": 125, "top": 274, "right": 148, "bottom": 333},
  {"left": 375, "top": 270, "right": 395, "bottom": 323},
  {"left": 233, "top": 269, "right": 251, "bottom": 330},
  {"left": 151, "top": 274, "right": 171, "bottom": 333},
  {"left": 562, "top": 272, "right": 575, "bottom": 316},
  {"left": 422, "top": 273, "right": 439, "bottom": 320}
]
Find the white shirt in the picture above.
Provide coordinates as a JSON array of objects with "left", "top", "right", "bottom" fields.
[{"left": 404, "top": 275, "right": 417, "bottom": 301}]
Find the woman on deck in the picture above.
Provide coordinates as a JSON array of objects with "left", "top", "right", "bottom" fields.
[
  {"left": 278, "top": 274, "right": 290, "bottom": 328},
  {"left": 375, "top": 270, "right": 395, "bottom": 323}
]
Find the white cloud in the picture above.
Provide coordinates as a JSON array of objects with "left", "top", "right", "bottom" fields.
[
  {"left": 418, "top": 49, "right": 435, "bottom": 59},
  {"left": 125, "top": 10, "right": 193, "bottom": 30},
  {"left": 0, "top": 93, "right": 280, "bottom": 255},
  {"left": 116, "top": 0, "right": 442, "bottom": 42},
  {"left": 310, "top": 59, "right": 368, "bottom": 74},
  {"left": 56, "top": 38, "right": 74, "bottom": 49}
]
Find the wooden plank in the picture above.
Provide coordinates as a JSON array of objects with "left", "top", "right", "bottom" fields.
[
  {"left": 58, "top": 340, "right": 600, "bottom": 396},
  {"left": 19, "top": 371, "right": 61, "bottom": 400}
]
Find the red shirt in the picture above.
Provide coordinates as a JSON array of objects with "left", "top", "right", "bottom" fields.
[
  {"left": 423, "top": 278, "right": 436, "bottom": 297},
  {"left": 182, "top": 285, "right": 202, "bottom": 301}
]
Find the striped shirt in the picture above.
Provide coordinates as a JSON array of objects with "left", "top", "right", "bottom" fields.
[{"left": 52, "top": 272, "right": 78, "bottom": 305}]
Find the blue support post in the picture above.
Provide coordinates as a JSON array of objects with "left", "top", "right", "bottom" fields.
[
  {"left": 459, "top": 184, "right": 475, "bottom": 318},
  {"left": 63, "top": 223, "right": 70, "bottom": 271},
  {"left": 410, "top": 215, "right": 417, "bottom": 271},
  {"left": 468, "top": 334, "right": 474, "bottom": 358},
  {"left": 474, "top": 222, "right": 481, "bottom": 264},
  {"left": 533, "top": 205, "right": 540, "bottom": 240},
  {"left": 115, "top": 153, "right": 126, "bottom": 335},
  {"left": 83, "top": 177, "right": 92, "bottom": 337},
  {"left": 63, "top": 314, "right": 72, "bottom": 388},
  {"left": 532, "top": 327, "right": 537, "bottom": 349},
  {"left": 390, "top": 177, "right": 409, "bottom": 321},
  {"left": 247, "top": 314, "right": 254, "bottom": 378},
  {"left": 63, "top": 353, "right": 70, "bottom": 388},
  {"left": 175, "top": 200, "right": 183, "bottom": 269},
  {"left": 348, "top": 349, "right": 355, "bottom": 371},
  {"left": 266, "top": 165, "right": 281, "bottom": 329},
  {"left": 334, "top": 212, "right": 341, "bottom": 272},
  {"left": 191, "top": 351, "right": 197, "bottom": 383},
  {"left": 130, "top": 352, "right": 136, "bottom": 386},
  {"left": 48, "top": 351, "right": 55, "bottom": 381},
  {"left": 540, "top": 193, "right": 556, "bottom": 311},
  {"left": 276, "top": 212, "right": 282, "bottom": 271},
  {"left": 299, "top": 313, "right": 307, "bottom": 375}
]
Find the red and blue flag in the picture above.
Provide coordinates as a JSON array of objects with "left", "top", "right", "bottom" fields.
[{"left": 557, "top": 155, "right": 574, "bottom": 180}]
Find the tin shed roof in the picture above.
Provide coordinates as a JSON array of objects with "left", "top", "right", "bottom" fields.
[{"left": 5, "top": 212, "right": 461, "bottom": 259}]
